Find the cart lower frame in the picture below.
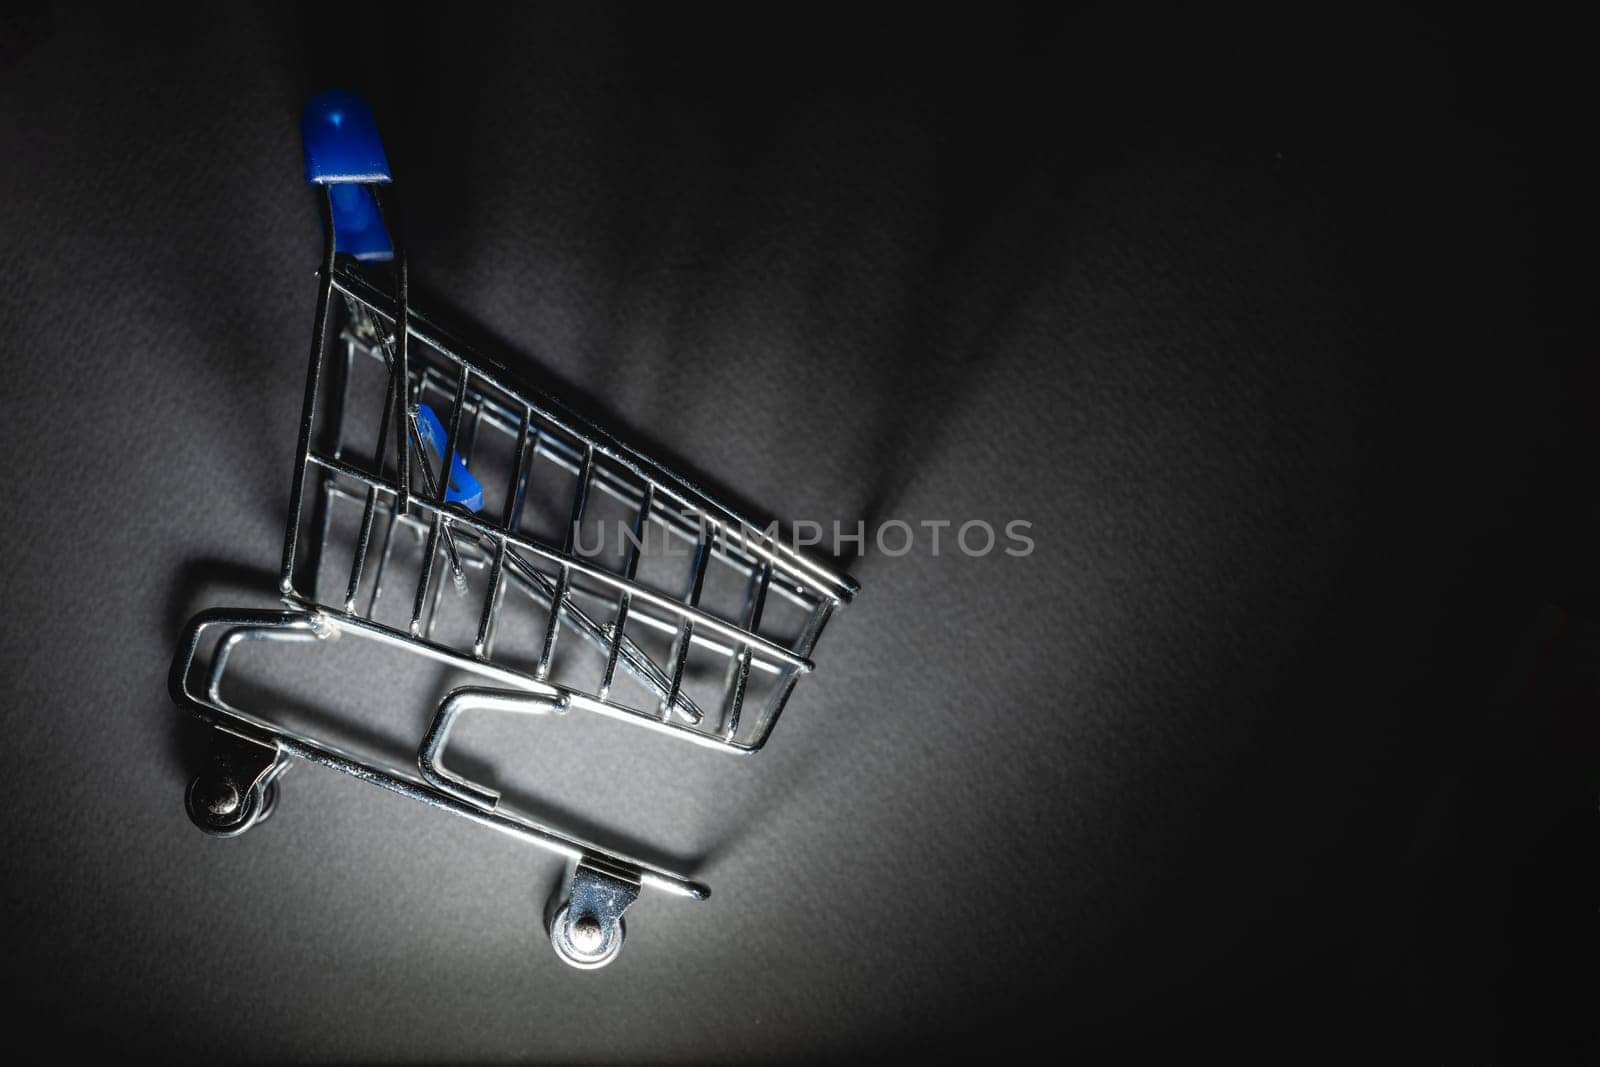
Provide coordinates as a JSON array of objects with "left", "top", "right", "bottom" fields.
[{"left": 172, "top": 606, "right": 707, "bottom": 968}]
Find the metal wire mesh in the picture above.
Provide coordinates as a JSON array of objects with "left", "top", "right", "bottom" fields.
[{"left": 281, "top": 262, "right": 858, "bottom": 753}]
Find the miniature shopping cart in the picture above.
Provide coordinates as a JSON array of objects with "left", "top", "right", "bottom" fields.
[{"left": 169, "top": 92, "right": 858, "bottom": 968}]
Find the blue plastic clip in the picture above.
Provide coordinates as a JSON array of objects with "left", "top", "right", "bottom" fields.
[
  {"left": 414, "top": 403, "right": 484, "bottom": 512},
  {"left": 301, "top": 91, "right": 394, "bottom": 261}
]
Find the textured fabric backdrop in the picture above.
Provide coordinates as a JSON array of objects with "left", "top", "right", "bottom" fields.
[{"left": 0, "top": 5, "right": 1588, "bottom": 1060}]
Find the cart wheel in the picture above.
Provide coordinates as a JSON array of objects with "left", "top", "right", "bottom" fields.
[
  {"left": 184, "top": 774, "right": 266, "bottom": 838},
  {"left": 549, "top": 903, "right": 626, "bottom": 969},
  {"left": 255, "top": 780, "right": 281, "bottom": 826}
]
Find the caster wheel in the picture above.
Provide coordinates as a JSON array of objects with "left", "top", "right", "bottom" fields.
[
  {"left": 255, "top": 780, "right": 280, "bottom": 826},
  {"left": 549, "top": 904, "right": 625, "bottom": 969},
  {"left": 185, "top": 774, "right": 265, "bottom": 838}
]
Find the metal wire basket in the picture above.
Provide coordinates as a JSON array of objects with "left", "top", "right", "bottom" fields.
[{"left": 169, "top": 92, "right": 859, "bottom": 968}]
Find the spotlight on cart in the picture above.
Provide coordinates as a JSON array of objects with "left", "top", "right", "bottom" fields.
[{"left": 169, "top": 91, "right": 859, "bottom": 969}]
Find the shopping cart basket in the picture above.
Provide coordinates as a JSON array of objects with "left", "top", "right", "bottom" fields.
[{"left": 169, "top": 92, "right": 859, "bottom": 968}]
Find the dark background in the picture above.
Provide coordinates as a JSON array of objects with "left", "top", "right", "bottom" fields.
[{"left": 0, "top": 3, "right": 1592, "bottom": 1060}]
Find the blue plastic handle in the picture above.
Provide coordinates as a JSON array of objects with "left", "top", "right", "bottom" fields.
[
  {"left": 301, "top": 91, "right": 394, "bottom": 261},
  {"left": 302, "top": 90, "right": 391, "bottom": 184},
  {"left": 414, "top": 403, "right": 485, "bottom": 512}
]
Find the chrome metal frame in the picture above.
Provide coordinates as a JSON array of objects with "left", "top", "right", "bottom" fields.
[{"left": 171, "top": 184, "right": 858, "bottom": 968}]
